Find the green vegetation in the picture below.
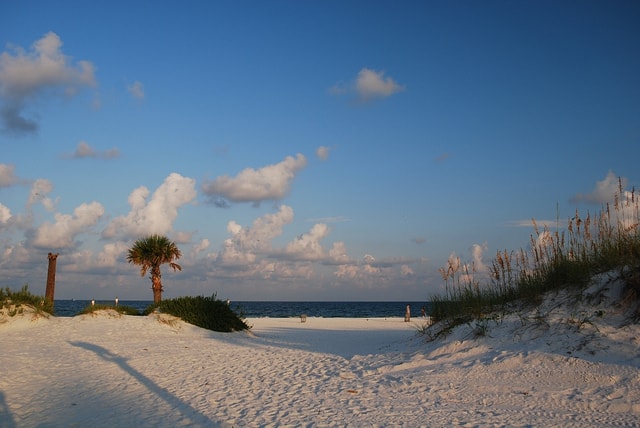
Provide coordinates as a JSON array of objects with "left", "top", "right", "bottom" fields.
[
  {"left": 79, "top": 304, "right": 142, "bottom": 316},
  {"left": 428, "top": 179, "right": 640, "bottom": 333},
  {"left": 0, "top": 285, "right": 53, "bottom": 316},
  {"left": 0, "top": 283, "right": 246, "bottom": 334},
  {"left": 144, "top": 294, "right": 249, "bottom": 332},
  {"left": 77, "top": 295, "right": 248, "bottom": 332},
  {"left": 127, "top": 234, "right": 182, "bottom": 303}
]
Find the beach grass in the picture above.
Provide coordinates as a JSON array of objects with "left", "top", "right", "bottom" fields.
[
  {"left": 0, "top": 285, "right": 53, "bottom": 316},
  {"left": 1, "top": 287, "right": 248, "bottom": 333},
  {"left": 77, "top": 294, "right": 249, "bottom": 332},
  {"left": 80, "top": 303, "right": 142, "bottom": 316},
  {"left": 428, "top": 178, "right": 640, "bottom": 332}
]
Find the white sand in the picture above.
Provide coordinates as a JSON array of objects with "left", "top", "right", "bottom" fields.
[{"left": 1, "top": 280, "right": 640, "bottom": 427}]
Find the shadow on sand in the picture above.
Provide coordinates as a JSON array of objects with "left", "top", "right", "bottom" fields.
[
  {"left": 0, "top": 391, "right": 16, "bottom": 428},
  {"left": 69, "top": 341, "right": 219, "bottom": 427}
]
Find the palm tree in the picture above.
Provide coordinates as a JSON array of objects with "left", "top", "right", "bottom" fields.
[{"left": 127, "top": 234, "right": 182, "bottom": 303}]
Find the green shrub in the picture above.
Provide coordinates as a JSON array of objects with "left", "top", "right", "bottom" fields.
[
  {"left": 0, "top": 285, "right": 53, "bottom": 315},
  {"left": 144, "top": 294, "right": 249, "bottom": 332}
]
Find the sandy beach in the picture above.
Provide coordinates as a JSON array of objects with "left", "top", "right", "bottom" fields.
[{"left": 1, "top": 293, "right": 639, "bottom": 427}]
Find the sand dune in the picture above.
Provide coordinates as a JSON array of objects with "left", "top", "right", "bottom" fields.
[{"left": 1, "top": 282, "right": 639, "bottom": 427}]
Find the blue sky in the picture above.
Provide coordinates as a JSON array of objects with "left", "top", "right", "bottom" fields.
[{"left": 1, "top": 1, "right": 639, "bottom": 301}]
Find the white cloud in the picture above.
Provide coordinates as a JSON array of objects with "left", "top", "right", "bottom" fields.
[
  {"left": 285, "top": 223, "right": 330, "bottom": 261},
  {"left": 102, "top": 173, "right": 197, "bottom": 239},
  {"left": 202, "top": 154, "right": 307, "bottom": 203},
  {"left": 470, "top": 242, "right": 489, "bottom": 274},
  {"left": 0, "top": 32, "right": 97, "bottom": 135},
  {"left": 95, "top": 241, "right": 129, "bottom": 267},
  {"left": 68, "top": 141, "right": 120, "bottom": 159},
  {"left": 571, "top": 172, "right": 639, "bottom": 232},
  {"left": 328, "top": 241, "right": 350, "bottom": 264},
  {"left": 189, "top": 238, "right": 210, "bottom": 260},
  {"left": 27, "top": 178, "right": 56, "bottom": 211},
  {"left": 0, "top": 203, "right": 11, "bottom": 224},
  {"left": 331, "top": 68, "right": 405, "bottom": 104},
  {"left": 333, "top": 259, "right": 384, "bottom": 283},
  {"left": 219, "top": 205, "right": 294, "bottom": 265},
  {"left": 355, "top": 68, "right": 405, "bottom": 101},
  {"left": 32, "top": 201, "right": 105, "bottom": 249},
  {"left": 400, "top": 264, "right": 414, "bottom": 276},
  {"left": 572, "top": 171, "right": 626, "bottom": 204},
  {"left": 0, "top": 164, "right": 19, "bottom": 187},
  {"left": 173, "top": 231, "right": 193, "bottom": 245},
  {"left": 127, "top": 80, "right": 144, "bottom": 100},
  {"left": 73, "top": 141, "right": 95, "bottom": 157},
  {"left": 333, "top": 253, "right": 387, "bottom": 282}
]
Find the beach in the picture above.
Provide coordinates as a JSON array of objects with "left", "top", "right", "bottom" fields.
[{"left": 1, "top": 303, "right": 639, "bottom": 427}]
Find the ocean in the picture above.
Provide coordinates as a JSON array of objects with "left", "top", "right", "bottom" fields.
[{"left": 53, "top": 300, "right": 431, "bottom": 318}]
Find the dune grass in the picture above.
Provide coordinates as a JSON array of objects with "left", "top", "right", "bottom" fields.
[
  {"left": 429, "top": 179, "right": 640, "bottom": 328},
  {"left": 79, "top": 303, "right": 142, "bottom": 316},
  {"left": 144, "top": 294, "right": 249, "bottom": 332},
  {"left": 80, "top": 294, "right": 250, "bottom": 332},
  {"left": 0, "top": 285, "right": 54, "bottom": 316},
  {"left": 1, "top": 286, "right": 247, "bottom": 333}
]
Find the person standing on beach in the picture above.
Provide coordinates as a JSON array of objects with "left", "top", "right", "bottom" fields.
[{"left": 405, "top": 304, "right": 411, "bottom": 322}]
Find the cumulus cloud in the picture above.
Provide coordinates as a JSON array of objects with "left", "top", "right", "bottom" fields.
[
  {"left": 0, "top": 164, "right": 19, "bottom": 187},
  {"left": 95, "top": 241, "right": 130, "bottom": 267},
  {"left": 219, "top": 205, "right": 294, "bottom": 265},
  {"left": 329, "top": 251, "right": 422, "bottom": 288},
  {"left": 127, "top": 80, "right": 144, "bottom": 100},
  {"left": 27, "top": 178, "right": 56, "bottom": 211},
  {"left": 400, "top": 264, "right": 414, "bottom": 276},
  {"left": 102, "top": 173, "right": 197, "bottom": 239},
  {"left": 0, "top": 32, "right": 97, "bottom": 135},
  {"left": 67, "top": 141, "right": 120, "bottom": 159},
  {"left": 331, "top": 68, "right": 405, "bottom": 104},
  {"left": 572, "top": 171, "right": 626, "bottom": 204},
  {"left": 470, "top": 242, "right": 489, "bottom": 274},
  {"left": 333, "top": 257, "right": 383, "bottom": 282},
  {"left": 202, "top": 154, "right": 307, "bottom": 204},
  {"left": 0, "top": 203, "right": 11, "bottom": 224},
  {"left": 32, "top": 201, "right": 105, "bottom": 249},
  {"left": 285, "top": 223, "right": 330, "bottom": 261},
  {"left": 355, "top": 68, "right": 405, "bottom": 101},
  {"left": 216, "top": 207, "right": 359, "bottom": 282},
  {"left": 571, "top": 172, "right": 638, "bottom": 231},
  {"left": 172, "top": 231, "right": 193, "bottom": 245},
  {"left": 328, "top": 241, "right": 350, "bottom": 264},
  {"left": 189, "top": 238, "right": 210, "bottom": 260}
]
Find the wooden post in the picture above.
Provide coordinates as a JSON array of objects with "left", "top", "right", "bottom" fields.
[{"left": 45, "top": 253, "right": 59, "bottom": 304}]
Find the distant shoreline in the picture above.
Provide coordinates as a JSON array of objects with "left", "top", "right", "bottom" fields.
[{"left": 53, "top": 299, "right": 432, "bottom": 318}]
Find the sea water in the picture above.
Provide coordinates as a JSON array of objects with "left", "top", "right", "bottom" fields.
[{"left": 53, "top": 300, "right": 431, "bottom": 318}]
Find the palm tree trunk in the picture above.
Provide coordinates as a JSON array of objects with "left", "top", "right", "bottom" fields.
[
  {"left": 45, "top": 253, "right": 59, "bottom": 305},
  {"left": 151, "top": 266, "right": 163, "bottom": 303}
]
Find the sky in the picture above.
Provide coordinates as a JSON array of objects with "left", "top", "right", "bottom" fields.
[{"left": 1, "top": 1, "right": 639, "bottom": 302}]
